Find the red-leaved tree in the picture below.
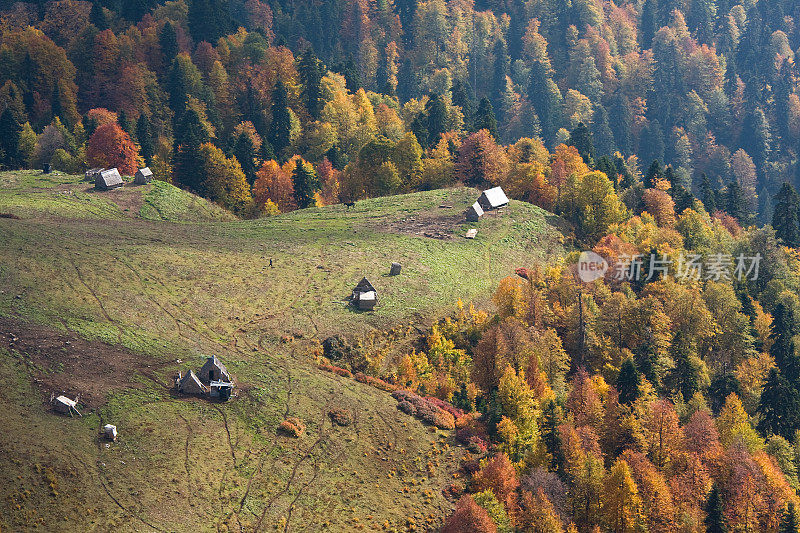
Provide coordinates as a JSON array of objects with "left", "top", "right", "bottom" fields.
[
  {"left": 86, "top": 122, "right": 139, "bottom": 175},
  {"left": 442, "top": 494, "right": 498, "bottom": 533}
]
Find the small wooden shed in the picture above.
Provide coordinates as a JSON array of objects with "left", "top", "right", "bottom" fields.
[
  {"left": 477, "top": 186, "right": 509, "bottom": 211},
  {"left": 465, "top": 201, "right": 484, "bottom": 222},
  {"left": 210, "top": 381, "right": 234, "bottom": 401},
  {"left": 134, "top": 167, "right": 153, "bottom": 185},
  {"left": 95, "top": 168, "right": 123, "bottom": 190},
  {"left": 103, "top": 424, "right": 118, "bottom": 441},
  {"left": 199, "top": 355, "right": 231, "bottom": 384},
  {"left": 390, "top": 262, "right": 402, "bottom": 276},
  {"left": 53, "top": 395, "right": 81, "bottom": 416},
  {"left": 85, "top": 168, "right": 104, "bottom": 182},
  {"left": 177, "top": 370, "right": 208, "bottom": 395},
  {"left": 352, "top": 277, "right": 377, "bottom": 310}
]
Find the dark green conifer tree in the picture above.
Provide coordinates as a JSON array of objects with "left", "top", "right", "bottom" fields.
[
  {"left": 474, "top": 98, "right": 498, "bottom": 139},
  {"left": 268, "top": 80, "right": 292, "bottom": 161},
  {"left": 725, "top": 180, "right": 747, "bottom": 222},
  {"left": 700, "top": 174, "right": 717, "bottom": 212},
  {"left": 617, "top": 357, "right": 640, "bottom": 405},
  {"left": 173, "top": 108, "right": 208, "bottom": 191},
  {"left": 292, "top": 158, "right": 320, "bottom": 208},
  {"left": 136, "top": 113, "right": 154, "bottom": 165},
  {"left": 298, "top": 49, "right": 325, "bottom": 120},
  {"left": 426, "top": 93, "right": 447, "bottom": 147},
  {"left": 704, "top": 484, "right": 727, "bottom": 533},
  {"left": 780, "top": 502, "right": 800, "bottom": 533},
  {"left": 569, "top": 122, "right": 595, "bottom": 166},
  {"left": 159, "top": 22, "right": 179, "bottom": 65},
  {"left": 233, "top": 131, "right": 257, "bottom": 186},
  {"left": 773, "top": 183, "right": 800, "bottom": 248},
  {"left": 757, "top": 368, "right": 800, "bottom": 440},
  {"left": 0, "top": 107, "right": 22, "bottom": 169}
]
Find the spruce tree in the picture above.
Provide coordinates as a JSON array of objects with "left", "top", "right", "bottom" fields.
[
  {"left": 173, "top": 108, "right": 208, "bottom": 191},
  {"left": 641, "top": 0, "right": 658, "bottom": 49},
  {"left": 473, "top": 98, "right": 498, "bottom": 139},
  {"left": 426, "top": 93, "right": 447, "bottom": 147},
  {"left": 757, "top": 368, "right": 800, "bottom": 440},
  {"left": 159, "top": 21, "right": 179, "bottom": 64},
  {"left": 644, "top": 160, "right": 663, "bottom": 189},
  {"left": 700, "top": 174, "right": 717, "bottom": 213},
  {"left": 617, "top": 357, "right": 640, "bottom": 405},
  {"left": 292, "top": 159, "right": 320, "bottom": 208},
  {"left": 233, "top": 131, "right": 257, "bottom": 186},
  {"left": 771, "top": 304, "right": 800, "bottom": 383},
  {"left": 451, "top": 80, "right": 475, "bottom": 132},
  {"left": 136, "top": 113, "right": 154, "bottom": 165},
  {"left": 298, "top": 49, "right": 325, "bottom": 120},
  {"left": 591, "top": 105, "right": 615, "bottom": 157},
  {"left": 610, "top": 92, "right": 632, "bottom": 155},
  {"left": 90, "top": 2, "right": 109, "bottom": 30},
  {"left": 568, "top": 122, "right": 595, "bottom": 166},
  {"left": 780, "top": 502, "right": 799, "bottom": 533},
  {"left": 704, "top": 484, "right": 727, "bottom": 533},
  {"left": 725, "top": 180, "right": 747, "bottom": 222},
  {"left": 529, "top": 60, "right": 561, "bottom": 146},
  {"left": 0, "top": 107, "right": 22, "bottom": 169},
  {"left": 268, "top": 80, "right": 292, "bottom": 160},
  {"left": 773, "top": 183, "right": 800, "bottom": 248},
  {"left": 540, "top": 399, "right": 565, "bottom": 472}
]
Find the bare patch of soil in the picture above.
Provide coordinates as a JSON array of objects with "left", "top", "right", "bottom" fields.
[
  {"left": 382, "top": 211, "right": 466, "bottom": 240},
  {"left": 0, "top": 317, "right": 170, "bottom": 408}
]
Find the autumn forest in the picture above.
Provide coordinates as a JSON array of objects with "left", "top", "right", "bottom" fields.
[{"left": 4, "top": 0, "right": 800, "bottom": 531}]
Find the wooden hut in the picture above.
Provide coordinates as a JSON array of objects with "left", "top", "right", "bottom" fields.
[
  {"left": 95, "top": 168, "right": 123, "bottom": 190},
  {"left": 477, "top": 187, "right": 509, "bottom": 211},
  {"left": 134, "top": 167, "right": 153, "bottom": 185},
  {"left": 199, "top": 355, "right": 231, "bottom": 384},
  {"left": 465, "top": 201, "right": 484, "bottom": 222},
  {"left": 352, "top": 277, "right": 377, "bottom": 310},
  {"left": 177, "top": 370, "right": 207, "bottom": 395},
  {"left": 52, "top": 395, "right": 81, "bottom": 416}
]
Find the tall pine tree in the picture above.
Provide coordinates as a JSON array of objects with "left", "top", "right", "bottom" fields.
[
  {"left": 268, "top": 81, "right": 292, "bottom": 161},
  {"left": 0, "top": 107, "right": 22, "bottom": 169},
  {"left": 704, "top": 484, "right": 727, "bottom": 533},
  {"left": 292, "top": 159, "right": 320, "bottom": 208},
  {"left": 773, "top": 183, "right": 800, "bottom": 248}
]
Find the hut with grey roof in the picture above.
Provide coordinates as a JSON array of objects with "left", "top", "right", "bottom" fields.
[
  {"left": 351, "top": 277, "right": 377, "bottom": 310},
  {"left": 465, "top": 201, "right": 484, "bottom": 222},
  {"left": 85, "top": 168, "right": 104, "bottom": 182},
  {"left": 199, "top": 355, "right": 231, "bottom": 384},
  {"left": 52, "top": 395, "right": 81, "bottom": 416},
  {"left": 177, "top": 370, "right": 207, "bottom": 395},
  {"left": 134, "top": 167, "right": 153, "bottom": 185},
  {"left": 477, "top": 186, "right": 509, "bottom": 211},
  {"left": 95, "top": 168, "right": 123, "bottom": 190}
]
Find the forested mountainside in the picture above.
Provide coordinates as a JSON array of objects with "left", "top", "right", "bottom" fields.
[{"left": 1, "top": 0, "right": 800, "bottom": 224}]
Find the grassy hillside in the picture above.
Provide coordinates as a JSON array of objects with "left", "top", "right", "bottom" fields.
[
  {"left": 0, "top": 171, "right": 236, "bottom": 222},
  {"left": 0, "top": 173, "right": 565, "bottom": 531}
]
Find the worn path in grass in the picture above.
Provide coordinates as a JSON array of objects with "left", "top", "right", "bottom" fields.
[{"left": 0, "top": 173, "right": 565, "bottom": 531}]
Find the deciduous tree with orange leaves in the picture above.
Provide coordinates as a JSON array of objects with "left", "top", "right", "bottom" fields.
[
  {"left": 86, "top": 122, "right": 140, "bottom": 175},
  {"left": 442, "top": 494, "right": 498, "bottom": 533}
]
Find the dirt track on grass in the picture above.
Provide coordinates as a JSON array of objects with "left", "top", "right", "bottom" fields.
[{"left": 0, "top": 317, "right": 171, "bottom": 408}]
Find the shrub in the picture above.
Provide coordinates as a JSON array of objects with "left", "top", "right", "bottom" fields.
[
  {"left": 397, "top": 400, "right": 416, "bottom": 415},
  {"left": 278, "top": 417, "right": 305, "bottom": 437},
  {"left": 328, "top": 408, "right": 352, "bottom": 426},
  {"left": 392, "top": 389, "right": 457, "bottom": 429},
  {"left": 318, "top": 362, "right": 352, "bottom": 378},
  {"left": 426, "top": 397, "right": 465, "bottom": 419}
]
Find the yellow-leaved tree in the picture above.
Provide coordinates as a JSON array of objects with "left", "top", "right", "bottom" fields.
[{"left": 198, "top": 143, "right": 253, "bottom": 215}]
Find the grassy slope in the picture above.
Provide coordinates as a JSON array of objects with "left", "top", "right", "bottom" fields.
[{"left": 0, "top": 173, "right": 565, "bottom": 532}]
